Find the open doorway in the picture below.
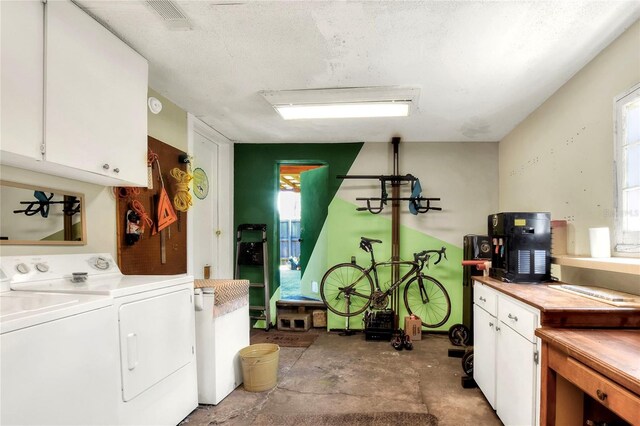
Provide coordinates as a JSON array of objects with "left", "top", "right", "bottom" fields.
[{"left": 278, "top": 164, "right": 325, "bottom": 300}]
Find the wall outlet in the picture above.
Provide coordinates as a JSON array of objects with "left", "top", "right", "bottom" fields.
[{"left": 311, "top": 281, "right": 319, "bottom": 293}]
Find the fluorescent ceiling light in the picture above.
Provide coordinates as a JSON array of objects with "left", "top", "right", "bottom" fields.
[
  {"left": 261, "top": 87, "right": 419, "bottom": 120},
  {"left": 275, "top": 102, "right": 410, "bottom": 120}
]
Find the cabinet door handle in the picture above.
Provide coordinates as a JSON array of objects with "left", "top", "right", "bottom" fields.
[
  {"left": 102, "top": 163, "right": 110, "bottom": 170},
  {"left": 113, "top": 168, "right": 120, "bottom": 173},
  {"left": 508, "top": 313, "right": 518, "bottom": 321},
  {"left": 495, "top": 326, "right": 501, "bottom": 331},
  {"left": 596, "top": 389, "right": 607, "bottom": 401},
  {"left": 489, "top": 322, "right": 494, "bottom": 327},
  {"left": 479, "top": 296, "right": 486, "bottom": 302}
]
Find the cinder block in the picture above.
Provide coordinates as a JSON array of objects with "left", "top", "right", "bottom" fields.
[{"left": 277, "top": 313, "right": 311, "bottom": 331}]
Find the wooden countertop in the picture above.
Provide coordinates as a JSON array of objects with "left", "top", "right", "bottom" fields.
[
  {"left": 474, "top": 276, "right": 640, "bottom": 327},
  {"left": 535, "top": 328, "right": 640, "bottom": 396}
]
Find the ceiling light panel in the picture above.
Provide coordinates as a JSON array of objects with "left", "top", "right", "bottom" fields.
[
  {"left": 261, "top": 87, "right": 419, "bottom": 120},
  {"left": 276, "top": 102, "right": 410, "bottom": 120}
]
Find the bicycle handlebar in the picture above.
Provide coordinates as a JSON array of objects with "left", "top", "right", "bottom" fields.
[{"left": 413, "top": 247, "right": 447, "bottom": 269}]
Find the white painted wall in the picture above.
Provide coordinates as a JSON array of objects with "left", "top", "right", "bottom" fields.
[
  {"left": 148, "top": 88, "right": 188, "bottom": 151},
  {"left": 499, "top": 20, "right": 639, "bottom": 292},
  {"left": 338, "top": 141, "right": 500, "bottom": 245}
]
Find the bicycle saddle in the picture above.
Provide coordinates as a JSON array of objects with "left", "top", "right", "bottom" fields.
[
  {"left": 360, "top": 237, "right": 382, "bottom": 244},
  {"left": 360, "top": 237, "right": 382, "bottom": 253}
]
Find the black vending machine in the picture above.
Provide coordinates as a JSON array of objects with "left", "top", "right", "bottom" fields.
[{"left": 488, "top": 212, "right": 551, "bottom": 283}]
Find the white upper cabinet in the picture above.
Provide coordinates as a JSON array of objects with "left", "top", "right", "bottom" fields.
[
  {"left": 0, "top": 0, "right": 148, "bottom": 187},
  {"left": 45, "top": 0, "right": 148, "bottom": 186},
  {"left": 0, "top": 0, "right": 44, "bottom": 162}
]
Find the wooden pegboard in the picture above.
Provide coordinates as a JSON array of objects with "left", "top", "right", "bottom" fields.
[{"left": 116, "top": 137, "right": 188, "bottom": 275}]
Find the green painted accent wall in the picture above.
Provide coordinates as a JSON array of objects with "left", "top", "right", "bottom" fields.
[
  {"left": 325, "top": 197, "right": 463, "bottom": 331},
  {"left": 234, "top": 143, "right": 363, "bottom": 312}
]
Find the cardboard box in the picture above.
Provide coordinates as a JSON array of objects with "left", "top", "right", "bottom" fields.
[
  {"left": 404, "top": 315, "right": 422, "bottom": 341},
  {"left": 551, "top": 220, "right": 568, "bottom": 256},
  {"left": 312, "top": 310, "right": 327, "bottom": 327}
]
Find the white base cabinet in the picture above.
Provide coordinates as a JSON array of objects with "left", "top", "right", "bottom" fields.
[
  {"left": 473, "top": 304, "right": 497, "bottom": 409},
  {"left": 0, "top": 0, "right": 148, "bottom": 187},
  {"left": 474, "top": 280, "right": 540, "bottom": 426},
  {"left": 496, "top": 318, "right": 537, "bottom": 425}
]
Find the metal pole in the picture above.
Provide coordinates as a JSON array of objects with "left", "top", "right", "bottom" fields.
[{"left": 391, "top": 137, "right": 401, "bottom": 330}]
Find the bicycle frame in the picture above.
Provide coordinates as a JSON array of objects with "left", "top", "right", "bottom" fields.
[{"left": 361, "top": 246, "right": 420, "bottom": 296}]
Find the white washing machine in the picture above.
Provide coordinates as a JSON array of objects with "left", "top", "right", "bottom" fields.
[
  {"left": 1, "top": 271, "right": 119, "bottom": 425},
  {"left": 2, "top": 254, "right": 198, "bottom": 426}
]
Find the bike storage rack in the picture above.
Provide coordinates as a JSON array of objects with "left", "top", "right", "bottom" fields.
[
  {"left": 336, "top": 137, "right": 442, "bottom": 334},
  {"left": 235, "top": 224, "right": 271, "bottom": 330}
]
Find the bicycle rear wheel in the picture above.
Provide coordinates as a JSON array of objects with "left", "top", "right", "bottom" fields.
[
  {"left": 321, "top": 263, "right": 374, "bottom": 317},
  {"left": 403, "top": 275, "right": 451, "bottom": 328}
]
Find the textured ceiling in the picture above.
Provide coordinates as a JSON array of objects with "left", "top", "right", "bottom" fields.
[{"left": 77, "top": 1, "right": 640, "bottom": 143}]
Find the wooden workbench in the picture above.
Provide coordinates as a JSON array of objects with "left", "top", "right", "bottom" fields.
[
  {"left": 536, "top": 328, "right": 640, "bottom": 425},
  {"left": 474, "top": 276, "right": 640, "bottom": 328}
]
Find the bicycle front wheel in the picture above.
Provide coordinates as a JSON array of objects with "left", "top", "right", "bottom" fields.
[
  {"left": 321, "top": 263, "right": 374, "bottom": 317},
  {"left": 403, "top": 275, "right": 451, "bottom": 328}
]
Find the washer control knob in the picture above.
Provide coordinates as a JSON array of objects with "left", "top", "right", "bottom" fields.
[
  {"left": 16, "top": 263, "right": 30, "bottom": 274},
  {"left": 35, "top": 263, "right": 49, "bottom": 273}
]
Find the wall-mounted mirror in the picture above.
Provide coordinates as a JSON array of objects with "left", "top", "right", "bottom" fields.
[{"left": 0, "top": 180, "right": 86, "bottom": 245}]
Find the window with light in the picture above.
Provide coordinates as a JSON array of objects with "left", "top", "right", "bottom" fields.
[{"left": 615, "top": 84, "right": 640, "bottom": 254}]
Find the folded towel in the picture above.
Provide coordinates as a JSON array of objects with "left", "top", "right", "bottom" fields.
[{"left": 409, "top": 179, "right": 422, "bottom": 215}]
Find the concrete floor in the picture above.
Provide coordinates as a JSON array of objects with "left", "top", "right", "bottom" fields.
[{"left": 182, "top": 331, "right": 502, "bottom": 426}]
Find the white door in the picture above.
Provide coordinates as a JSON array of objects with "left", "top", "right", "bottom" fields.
[
  {"left": 473, "top": 305, "right": 497, "bottom": 409},
  {"left": 193, "top": 131, "right": 220, "bottom": 278},
  {"left": 496, "top": 323, "right": 536, "bottom": 426},
  {"left": 188, "top": 115, "right": 233, "bottom": 279}
]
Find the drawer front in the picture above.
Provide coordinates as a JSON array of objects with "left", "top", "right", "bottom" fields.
[
  {"left": 549, "top": 347, "right": 640, "bottom": 425},
  {"left": 498, "top": 296, "right": 537, "bottom": 341},
  {"left": 473, "top": 282, "right": 497, "bottom": 316}
]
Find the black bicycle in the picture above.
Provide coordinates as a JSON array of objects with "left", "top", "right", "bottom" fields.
[{"left": 320, "top": 237, "right": 451, "bottom": 328}]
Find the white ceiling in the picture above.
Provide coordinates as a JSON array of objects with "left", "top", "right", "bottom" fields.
[{"left": 78, "top": 1, "right": 640, "bottom": 143}]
